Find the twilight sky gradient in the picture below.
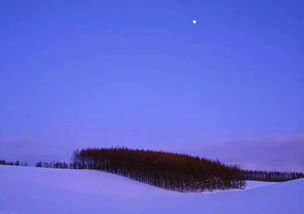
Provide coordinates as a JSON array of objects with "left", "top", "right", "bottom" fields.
[{"left": 0, "top": 0, "right": 303, "bottom": 171}]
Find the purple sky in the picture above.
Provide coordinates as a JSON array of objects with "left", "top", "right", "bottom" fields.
[{"left": 0, "top": 0, "right": 303, "bottom": 171}]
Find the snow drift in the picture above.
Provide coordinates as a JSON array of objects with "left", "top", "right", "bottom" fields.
[{"left": 0, "top": 165, "right": 303, "bottom": 214}]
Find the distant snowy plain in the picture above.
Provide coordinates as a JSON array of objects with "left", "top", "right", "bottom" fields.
[{"left": 0, "top": 165, "right": 303, "bottom": 214}]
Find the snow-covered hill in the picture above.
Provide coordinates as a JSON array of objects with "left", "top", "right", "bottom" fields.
[{"left": 0, "top": 165, "right": 303, "bottom": 214}]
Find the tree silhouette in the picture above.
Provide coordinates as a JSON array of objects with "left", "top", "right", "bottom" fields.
[{"left": 72, "top": 147, "right": 246, "bottom": 192}]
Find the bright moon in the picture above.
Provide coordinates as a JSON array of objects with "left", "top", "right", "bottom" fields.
[{"left": 192, "top": 19, "right": 197, "bottom": 24}]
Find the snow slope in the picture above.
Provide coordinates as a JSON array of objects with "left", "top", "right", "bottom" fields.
[{"left": 0, "top": 165, "right": 303, "bottom": 214}]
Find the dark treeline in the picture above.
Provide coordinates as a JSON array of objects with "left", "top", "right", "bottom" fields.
[
  {"left": 35, "top": 161, "right": 70, "bottom": 169},
  {"left": 72, "top": 147, "right": 246, "bottom": 192},
  {"left": 242, "top": 169, "right": 304, "bottom": 182},
  {"left": 0, "top": 159, "right": 27, "bottom": 166}
]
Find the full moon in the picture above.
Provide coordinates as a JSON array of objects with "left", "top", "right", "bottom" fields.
[{"left": 192, "top": 19, "right": 197, "bottom": 24}]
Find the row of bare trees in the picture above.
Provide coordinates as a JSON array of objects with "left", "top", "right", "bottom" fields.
[
  {"left": 0, "top": 159, "right": 27, "bottom": 166},
  {"left": 242, "top": 169, "right": 304, "bottom": 182},
  {"left": 35, "top": 161, "right": 70, "bottom": 169},
  {"left": 72, "top": 148, "right": 246, "bottom": 192}
]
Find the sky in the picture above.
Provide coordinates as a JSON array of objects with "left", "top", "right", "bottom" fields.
[{"left": 0, "top": 0, "right": 303, "bottom": 171}]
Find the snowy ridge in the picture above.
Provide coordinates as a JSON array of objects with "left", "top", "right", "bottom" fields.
[{"left": 0, "top": 165, "right": 303, "bottom": 214}]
